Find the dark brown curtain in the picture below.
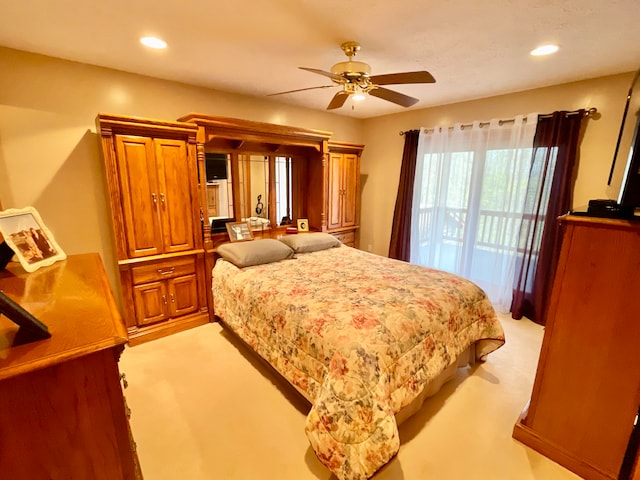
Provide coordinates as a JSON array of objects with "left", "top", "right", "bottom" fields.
[
  {"left": 389, "top": 129, "right": 419, "bottom": 261},
  {"left": 511, "top": 110, "right": 585, "bottom": 324}
]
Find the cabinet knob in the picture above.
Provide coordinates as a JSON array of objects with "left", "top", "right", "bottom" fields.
[
  {"left": 152, "top": 192, "right": 157, "bottom": 204},
  {"left": 171, "top": 294, "right": 175, "bottom": 303},
  {"left": 162, "top": 295, "right": 168, "bottom": 305},
  {"left": 160, "top": 192, "right": 166, "bottom": 204}
]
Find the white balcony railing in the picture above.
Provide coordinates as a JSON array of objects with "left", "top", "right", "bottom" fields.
[{"left": 416, "top": 206, "right": 543, "bottom": 254}]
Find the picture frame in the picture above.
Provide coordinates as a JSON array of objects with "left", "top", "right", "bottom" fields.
[
  {"left": 0, "top": 290, "right": 51, "bottom": 345},
  {"left": 0, "top": 207, "right": 66, "bottom": 273},
  {"left": 297, "top": 218, "right": 309, "bottom": 232},
  {"left": 0, "top": 240, "right": 13, "bottom": 270},
  {"left": 226, "top": 221, "right": 254, "bottom": 242}
]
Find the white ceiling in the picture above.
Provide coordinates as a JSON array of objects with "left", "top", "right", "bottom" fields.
[{"left": 1, "top": 0, "right": 639, "bottom": 119}]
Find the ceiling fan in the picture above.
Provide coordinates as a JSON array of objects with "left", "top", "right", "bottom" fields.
[{"left": 269, "top": 41, "right": 436, "bottom": 110}]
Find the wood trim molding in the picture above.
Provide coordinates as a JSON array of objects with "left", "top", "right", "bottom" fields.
[
  {"left": 97, "top": 113, "right": 198, "bottom": 141},
  {"left": 513, "top": 420, "right": 615, "bottom": 480},
  {"left": 177, "top": 113, "right": 332, "bottom": 151},
  {"left": 327, "top": 140, "right": 365, "bottom": 154}
]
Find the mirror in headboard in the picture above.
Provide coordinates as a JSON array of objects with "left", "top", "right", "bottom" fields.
[
  {"left": 609, "top": 67, "right": 640, "bottom": 216},
  {"left": 177, "top": 113, "right": 332, "bottom": 242},
  {"left": 237, "top": 154, "right": 306, "bottom": 229},
  {"left": 204, "top": 152, "right": 234, "bottom": 233},
  {"left": 275, "top": 155, "right": 294, "bottom": 225},
  {"left": 238, "top": 154, "right": 270, "bottom": 227}
]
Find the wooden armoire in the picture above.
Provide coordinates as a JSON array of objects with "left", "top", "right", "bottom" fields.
[
  {"left": 326, "top": 141, "right": 363, "bottom": 247},
  {"left": 97, "top": 114, "right": 209, "bottom": 345}
]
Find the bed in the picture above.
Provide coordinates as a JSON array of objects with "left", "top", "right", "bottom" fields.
[{"left": 212, "top": 234, "right": 505, "bottom": 480}]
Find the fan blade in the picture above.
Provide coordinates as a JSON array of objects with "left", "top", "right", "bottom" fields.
[
  {"left": 300, "top": 67, "right": 345, "bottom": 83},
  {"left": 368, "top": 87, "right": 419, "bottom": 107},
  {"left": 268, "top": 85, "right": 334, "bottom": 96},
  {"left": 327, "top": 91, "right": 349, "bottom": 110},
  {"left": 369, "top": 71, "right": 436, "bottom": 85}
]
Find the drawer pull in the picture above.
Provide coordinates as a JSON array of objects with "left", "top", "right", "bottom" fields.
[{"left": 157, "top": 267, "right": 175, "bottom": 275}]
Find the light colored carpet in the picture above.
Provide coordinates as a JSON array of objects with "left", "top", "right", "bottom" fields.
[{"left": 119, "top": 314, "right": 580, "bottom": 480}]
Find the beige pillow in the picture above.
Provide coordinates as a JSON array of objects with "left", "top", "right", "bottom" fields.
[
  {"left": 278, "top": 232, "right": 341, "bottom": 253},
  {"left": 217, "top": 239, "right": 294, "bottom": 268}
]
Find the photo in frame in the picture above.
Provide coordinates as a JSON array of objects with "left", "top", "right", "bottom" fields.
[
  {"left": 0, "top": 207, "right": 66, "bottom": 273},
  {"left": 297, "top": 218, "right": 309, "bottom": 232},
  {"left": 226, "top": 221, "right": 254, "bottom": 242}
]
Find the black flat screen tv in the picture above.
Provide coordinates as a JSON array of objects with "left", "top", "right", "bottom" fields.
[
  {"left": 610, "top": 67, "right": 640, "bottom": 217},
  {"left": 617, "top": 108, "right": 640, "bottom": 210},
  {"left": 205, "top": 153, "right": 228, "bottom": 181}
]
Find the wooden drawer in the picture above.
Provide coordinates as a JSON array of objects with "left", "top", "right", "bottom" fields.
[
  {"left": 131, "top": 257, "right": 196, "bottom": 284},
  {"left": 331, "top": 231, "right": 355, "bottom": 246}
]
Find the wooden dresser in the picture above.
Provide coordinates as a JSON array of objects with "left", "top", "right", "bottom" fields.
[
  {"left": 513, "top": 215, "right": 640, "bottom": 480},
  {"left": 0, "top": 253, "right": 141, "bottom": 480}
]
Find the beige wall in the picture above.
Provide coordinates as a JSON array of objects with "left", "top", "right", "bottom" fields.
[
  {"left": 0, "top": 47, "right": 363, "bottom": 293},
  {"left": 359, "top": 73, "right": 635, "bottom": 256}
]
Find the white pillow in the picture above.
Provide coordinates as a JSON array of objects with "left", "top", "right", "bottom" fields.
[
  {"left": 217, "top": 239, "right": 294, "bottom": 267},
  {"left": 278, "top": 232, "right": 341, "bottom": 253}
]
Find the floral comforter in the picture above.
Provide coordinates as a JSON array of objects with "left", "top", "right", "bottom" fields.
[{"left": 212, "top": 246, "right": 505, "bottom": 480}]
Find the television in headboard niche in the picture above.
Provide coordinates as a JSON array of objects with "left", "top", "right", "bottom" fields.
[
  {"left": 609, "top": 67, "right": 640, "bottom": 218},
  {"left": 205, "top": 153, "right": 228, "bottom": 182}
]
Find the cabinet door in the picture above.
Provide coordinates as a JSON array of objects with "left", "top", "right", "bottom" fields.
[
  {"left": 155, "top": 139, "right": 196, "bottom": 254},
  {"left": 133, "top": 281, "right": 170, "bottom": 326},
  {"left": 115, "top": 135, "right": 163, "bottom": 258},
  {"left": 327, "top": 153, "right": 343, "bottom": 230},
  {"left": 341, "top": 154, "right": 359, "bottom": 228},
  {"left": 168, "top": 274, "right": 199, "bottom": 317}
]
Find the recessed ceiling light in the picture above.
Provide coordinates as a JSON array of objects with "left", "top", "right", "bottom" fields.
[
  {"left": 530, "top": 44, "right": 559, "bottom": 56},
  {"left": 140, "top": 36, "right": 167, "bottom": 49}
]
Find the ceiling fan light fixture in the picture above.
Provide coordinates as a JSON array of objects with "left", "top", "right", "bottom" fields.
[
  {"left": 344, "top": 83, "right": 366, "bottom": 101},
  {"left": 282, "top": 41, "right": 434, "bottom": 110},
  {"left": 352, "top": 87, "right": 366, "bottom": 102}
]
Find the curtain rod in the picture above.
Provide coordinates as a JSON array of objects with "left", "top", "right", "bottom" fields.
[{"left": 399, "top": 107, "right": 597, "bottom": 136}]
